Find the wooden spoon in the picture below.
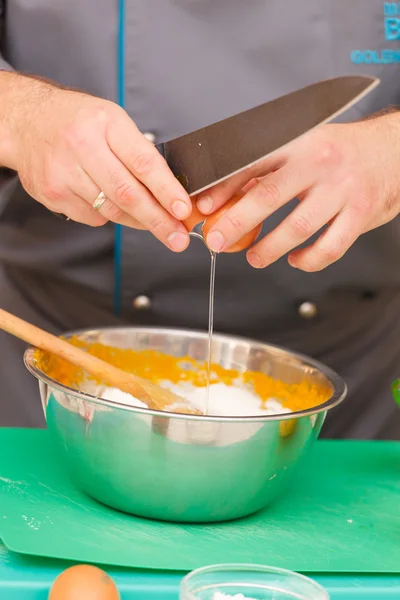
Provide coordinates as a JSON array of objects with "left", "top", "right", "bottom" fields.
[{"left": 0, "top": 308, "right": 200, "bottom": 414}]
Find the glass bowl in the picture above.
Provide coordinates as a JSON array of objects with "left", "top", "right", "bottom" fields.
[{"left": 180, "top": 564, "right": 329, "bottom": 600}]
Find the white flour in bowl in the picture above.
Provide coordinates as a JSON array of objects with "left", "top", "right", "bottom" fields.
[
  {"left": 100, "top": 381, "right": 291, "bottom": 417},
  {"left": 100, "top": 387, "right": 148, "bottom": 409}
]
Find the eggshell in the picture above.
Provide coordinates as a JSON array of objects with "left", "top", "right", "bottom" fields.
[
  {"left": 202, "top": 194, "right": 261, "bottom": 253},
  {"left": 184, "top": 192, "right": 261, "bottom": 252},
  {"left": 183, "top": 201, "right": 203, "bottom": 232}
]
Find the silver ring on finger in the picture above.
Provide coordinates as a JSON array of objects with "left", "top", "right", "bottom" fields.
[{"left": 92, "top": 191, "right": 108, "bottom": 211}]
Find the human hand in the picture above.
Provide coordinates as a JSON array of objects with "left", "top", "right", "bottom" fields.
[
  {"left": 196, "top": 113, "right": 400, "bottom": 270},
  {"left": 0, "top": 72, "right": 191, "bottom": 252}
]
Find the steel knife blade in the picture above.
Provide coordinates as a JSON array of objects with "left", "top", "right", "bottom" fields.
[{"left": 156, "top": 75, "right": 379, "bottom": 196}]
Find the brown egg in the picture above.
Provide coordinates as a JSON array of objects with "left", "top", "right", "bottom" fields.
[
  {"left": 48, "top": 564, "right": 120, "bottom": 600},
  {"left": 184, "top": 192, "right": 261, "bottom": 253},
  {"left": 202, "top": 193, "right": 262, "bottom": 253}
]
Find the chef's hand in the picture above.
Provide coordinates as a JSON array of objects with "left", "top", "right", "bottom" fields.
[
  {"left": 197, "top": 112, "right": 400, "bottom": 271},
  {"left": 0, "top": 72, "right": 191, "bottom": 252}
]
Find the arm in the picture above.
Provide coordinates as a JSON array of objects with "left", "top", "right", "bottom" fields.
[
  {"left": 0, "top": 69, "right": 19, "bottom": 212},
  {"left": 0, "top": 71, "right": 21, "bottom": 170},
  {"left": 0, "top": 9, "right": 18, "bottom": 186}
]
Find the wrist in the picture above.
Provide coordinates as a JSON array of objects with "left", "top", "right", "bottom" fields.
[
  {"left": 0, "top": 71, "right": 60, "bottom": 171},
  {"left": 0, "top": 71, "right": 23, "bottom": 170}
]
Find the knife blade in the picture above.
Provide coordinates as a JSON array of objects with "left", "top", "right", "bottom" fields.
[{"left": 157, "top": 75, "right": 379, "bottom": 196}]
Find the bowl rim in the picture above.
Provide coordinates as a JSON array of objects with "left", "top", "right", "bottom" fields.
[
  {"left": 180, "top": 563, "right": 330, "bottom": 599},
  {"left": 24, "top": 325, "right": 347, "bottom": 423}
]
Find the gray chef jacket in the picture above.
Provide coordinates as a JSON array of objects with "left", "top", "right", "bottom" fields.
[{"left": 0, "top": 1, "right": 399, "bottom": 438}]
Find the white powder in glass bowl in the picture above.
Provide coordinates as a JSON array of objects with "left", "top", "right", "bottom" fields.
[{"left": 213, "top": 593, "right": 258, "bottom": 600}]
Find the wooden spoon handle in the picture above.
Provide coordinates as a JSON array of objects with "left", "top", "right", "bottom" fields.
[{"left": 0, "top": 308, "right": 185, "bottom": 411}]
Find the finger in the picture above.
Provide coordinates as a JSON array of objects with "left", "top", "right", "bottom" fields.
[
  {"left": 70, "top": 164, "right": 121, "bottom": 222},
  {"left": 78, "top": 141, "right": 189, "bottom": 251},
  {"left": 246, "top": 187, "right": 342, "bottom": 268},
  {"left": 196, "top": 156, "right": 283, "bottom": 215},
  {"left": 90, "top": 191, "right": 146, "bottom": 229},
  {"left": 107, "top": 116, "right": 192, "bottom": 220},
  {"left": 70, "top": 164, "right": 144, "bottom": 228},
  {"left": 34, "top": 173, "right": 107, "bottom": 226},
  {"left": 241, "top": 178, "right": 260, "bottom": 194},
  {"left": 45, "top": 192, "right": 108, "bottom": 227},
  {"left": 204, "top": 162, "right": 313, "bottom": 253},
  {"left": 26, "top": 160, "right": 107, "bottom": 227},
  {"left": 116, "top": 212, "right": 147, "bottom": 230},
  {"left": 287, "top": 207, "right": 365, "bottom": 272}
]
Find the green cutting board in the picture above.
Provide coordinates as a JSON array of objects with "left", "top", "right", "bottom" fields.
[{"left": 1, "top": 429, "right": 399, "bottom": 573}]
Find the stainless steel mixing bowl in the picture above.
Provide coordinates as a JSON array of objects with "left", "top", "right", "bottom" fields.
[{"left": 24, "top": 327, "right": 346, "bottom": 524}]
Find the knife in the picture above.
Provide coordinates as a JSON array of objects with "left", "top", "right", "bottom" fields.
[{"left": 156, "top": 75, "right": 379, "bottom": 196}]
